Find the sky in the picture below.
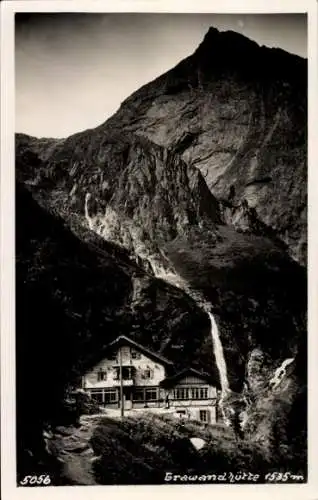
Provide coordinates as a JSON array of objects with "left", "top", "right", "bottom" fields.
[{"left": 15, "top": 13, "right": 307, "bottom": 139}]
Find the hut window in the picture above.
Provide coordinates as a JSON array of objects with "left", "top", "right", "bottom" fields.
[
  {"left": 97, "top": 370, "right": 107, "bottom": 382},
  {"left": 199, "top": 410, "right": 210, "bottom": 423},
  {"left": 90, "top": 391, "right": 103, "bottom": 404},
  {"left": 145, "top": 388, "right": 158, "bottom": 401},
  {"left": 104, "top": 390, "right": 117, "bottom": 403},
  {"left": 131, "top": 349, "right": 141, "bottom": 360},
  {"left": 191, "top": 387, "right": 208, "bottom": 399},
  {"left": 142, "top": 368, "right": 154, "bottom": 379},
  {"left": 173, "top": 387, "right": 189, "bottom": 400}
]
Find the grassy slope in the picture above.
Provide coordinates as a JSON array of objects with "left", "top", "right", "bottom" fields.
[{"left": 88, "top": 412, "right": 300, "bottom": 485}]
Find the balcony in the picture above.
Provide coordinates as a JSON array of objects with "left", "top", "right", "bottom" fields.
[
  {"left": 112, "top": 379, "right": 134, "bottom": 387},
  {"left": 112, "top": 365, "right": 135, "bottom": 386}
]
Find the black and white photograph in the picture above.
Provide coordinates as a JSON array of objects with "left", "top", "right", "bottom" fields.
[{"left": 1, "top": 1, "right": 318, "bottom": 497}]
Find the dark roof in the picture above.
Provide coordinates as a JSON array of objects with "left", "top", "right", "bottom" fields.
[
  {"left": 106, "top": 335, "right": 173, "bottom": 366},
  {"left": 160, "top": 367, "right": 219, "bottom": 388}
]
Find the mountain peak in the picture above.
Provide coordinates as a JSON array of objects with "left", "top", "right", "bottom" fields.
[
  {"left": 196, "top": 26, "right": 260, "bottom": 56},
  {"left": 191, "top": 25, "right": 306, "bottom": 81}
]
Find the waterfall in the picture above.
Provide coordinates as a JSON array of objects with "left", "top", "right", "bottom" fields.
[
  {"left": 147, "top": 256, "right": 231, "bottom": 404},
  {"left": 84, "top": 193, "right": 94, "bottom": 231},
  {"left": 208, "top": 312, "right": 230, "bottom": 394}
]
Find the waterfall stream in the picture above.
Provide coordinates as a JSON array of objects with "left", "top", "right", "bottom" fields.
[
  {"left": 146, "top": 257, "right": 232, "bottom": 420},
  {"left": 84, "top": 193, "right": 94, "bottom": 231},
  {"left": 208, "top": 312, "right": 230, "bottom": 394}
]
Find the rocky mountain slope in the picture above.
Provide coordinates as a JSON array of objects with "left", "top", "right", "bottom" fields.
[
  {"left": 15, "top": 26, "right": 307, "bottom": 483},
  {"left": 106, "top": 27, "right": 307, "bottom": 265},
  {"left": 16, "top": 28, "right": 307, "bottom": 266}
]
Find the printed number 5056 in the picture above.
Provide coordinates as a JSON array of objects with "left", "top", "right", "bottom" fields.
[{"left": 20, "top": 475, "right": 51, "bottom": 486}]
